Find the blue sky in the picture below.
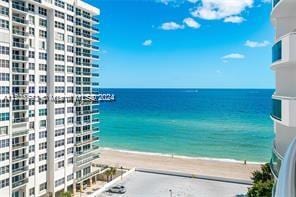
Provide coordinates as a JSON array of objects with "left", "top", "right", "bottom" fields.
[{"left": 86, "top": 0, "right": 274, "bottom": 88}]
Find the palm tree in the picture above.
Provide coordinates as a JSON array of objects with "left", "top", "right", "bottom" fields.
[
  {"left": 110, "top": 167, "right": 117, "bottom": 180},
  {"left": 104, "top": 169, "right": 112, "bottom": 182}
]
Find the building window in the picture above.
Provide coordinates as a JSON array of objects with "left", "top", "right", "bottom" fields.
[
  {"left": 38, "top": 7, "right": 47, "bottom": 16},
  {"left": 39, "top": 142, "right": 47, "bottom": 150},
  {"left": 0, "top": 178, "right": 9, "bottom": 189},
  {"left": 39, "top": 18, "right": 47, "bottom": 27},
  {"left": 0, "top": 126, "right": 8, "bottom": 135},
  {"left": 39, "top": 164, "right": 47, "bottom": 173},
  {"left": 0, "top": 165, "right": 9, "bottom": 175},
  {"left": 29, "top": 188, "right": 35, "bottom": 196},
  {"left": 0, "top": 113, "right": 9, "bottom": 121},
  {"left": 0, "top": 46, "right": 9, "bottom": 55},
  {"left": 0, "top": 19, "right": 9, "bottom": 30},
  {"left": 40, "top": 182, "right": 47, "bottom": 191},
  {"left": 55, "top": 178, "right": 65, "bottom": 187},
  {"left": 29, "top": 169, "right": 35, "bottom": 177}
]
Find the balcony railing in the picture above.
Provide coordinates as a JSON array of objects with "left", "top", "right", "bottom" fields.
[
  {"left": 12, "top": 105, "right": 28, "bottom": 111},
  {"left": 92, "top": 17, "right": 99, "bottom": 23},
  {"left": 12, "top": 141, "right": 28, "bottom": 149},
  {"left": 272, "top": 40, "right": 282, "bottom": 63},
  {"left": 12, "top": 55, "right": 28, "bottom": 61},
  {"left": 12, "top": 80, "right": 29, "bottom": 86},
  {"left": 13, "top": 42, "right": 29, "bottom": 49},
  {"left": 12, "top": 166, "right": 28, "bottom": 175},
  {"left": 12, "top": 129, "right": 29, "bottom": 137},
  {"left": 12, "top": 67, "right": 29, "bottom": 73},
  {"left": 12, "top": 3, "right": 28, "bottom": 12},
  {"left": 13, "top": 117, "right": 29, "bottom": 124},
  {"left": 12, "top": 16, "right": 29, "bottom": 25},
  {"left": 92, "top": 45, "right": 99, "bottom": 50},
  {"left": 271, "top": 98, "right": 282, "bottom": 121},
  {"left": 12, "top": 178, "right": 28, "bottom": 188},
  {"left": 270, "top": 142, "right": 284, "bottom": 178},
  {"left": 12, "top": 154, "right": 28, "bottom": 162},
  {"left": 12, "top": 29, "right": 28, "bottom": 37}
]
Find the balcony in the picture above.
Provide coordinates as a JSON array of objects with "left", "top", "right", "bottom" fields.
[
  {"left": 92, "top": 73, "right": 99, "bottom": 77},
  {"left": 92, "top": 55, "right": 99, "bottom": 59},
  {"left": 12, "top": 80, "right": 29, "bottom": 86},
  {"left": 12, "top": 166, "right": 28, "bottom": 175},
  {"left": 13, "top": 117, "right": 29, "bottom": 124},
  {"left": 12, "top": 16, "right": 29, "bottom": 25},
  {"left": 12, "top": 154, "right": 28, "bottom": 162},
  {"left": 271, "top": 33, "right": 296, "bottom": 68},
  {"left": 12, "top": 129, "right": 29, "bottom": 137},
  {"left": 92, "top": 45, "right": 99, "bottom": 50},
  {"left": 92, "top": 127, "right": 99, "bottom": 132},
  {"left": 12, "top": 141, "right": 28, "bottom": 150},
  {"left": 92, "top": 17, "right": 99, "bottom": 23},
  {"left": 12, "top": 67, "right": 29, "bottom": 74},
  {"left": 92, "top": 118, "right": 100, "bottom": 123},
  {"left": 12, "top": 29, "right": 29, "bottom": 37},
  {"left": 92, "top": 27, "right": 99, "bottom": 32},
  {"left": 270, "top": 142, "right": 284, "bottom": 178},
  {"left": 76, "top": 154, "right": 100, "bottom": 167},
  {"left": 271, "top": 95, "right": 296, "bottom": 127},
  {"left": 92, "top": 64, "right": 99, "bottom": 68},
  {"left": 13, "top": 42, "right": 29, "bottom": 49},
  {"left": 12, "top": 105, "right": 28, "bottom": 111},
  {"left": 12, "top": 55, "right": 28, "bottom": 62},
  {"left": 76, "top": 137, "right": 99, "bottom": 147},
  {"left": 12, "top": 3, "right": 28, "bottom": 12},
  {"left": 271, "top": 98, "right": 282, "bottom": 121},
  {"left": 92, "top": 36, "right": 99, "bottom": 41},
  {"left": 76, "top": 146, "right": 100, "bottom": 158},
  {"left": 12, "top": 178, "right": 28, "bottom": 189}
]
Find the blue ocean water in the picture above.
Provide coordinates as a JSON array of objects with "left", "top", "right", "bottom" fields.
[{"left": 98, "top": 89, "right": 274, "bottom": 162}]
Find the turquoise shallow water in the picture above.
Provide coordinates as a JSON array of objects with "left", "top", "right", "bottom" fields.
[{"left": 97, "top": 89, "right": 274, "bottom": 162}]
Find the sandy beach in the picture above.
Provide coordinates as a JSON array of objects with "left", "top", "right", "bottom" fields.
[{"left": 99, "top": 148, "right": 262, "bottom": 181}]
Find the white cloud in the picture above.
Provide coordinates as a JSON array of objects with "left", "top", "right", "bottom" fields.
[
  {"left": 261, "top": 0, "right": 271, "bottom": 3},
  {"left": 245, "top": 40, "right": 270, "bottom": 48},
  {"left": 191, "top": 0, "right": 253, "bottom": 22},
  {"left": 222, "top": 53, "right": 245, "bottom": 59},
  {"left": 158, "top": 0, "right": 173, "bottom": 5},
  {"left": 224, "top": 16, "right": 245, "bottom": 23},
  {"left": 183, "top": 17, "right": 201, "bottom": 29},
  {"left": 187, "top": 0, "right": 199, "bottom": 3},
  {"left": 160, "top": 22, "right": 185, "bottom": 30},
  {"left": 142, "top": 40, "right": 153, "bottom": 46}
]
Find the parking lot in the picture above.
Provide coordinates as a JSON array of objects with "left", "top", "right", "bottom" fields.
[{"left": 99, "top": 170, "right": 250, "bottom": 197}]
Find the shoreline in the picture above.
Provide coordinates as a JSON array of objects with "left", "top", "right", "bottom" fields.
[
  {"left": 99, "top": 147, "right": 263, "bottom": 181},
  {"left": 101, "top": 147, "right": 266, "bottom": 165}
]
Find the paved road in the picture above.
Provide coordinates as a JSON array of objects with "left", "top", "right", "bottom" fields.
[{"left": 99, "top": 171, "right": 249, "bottom": 197}]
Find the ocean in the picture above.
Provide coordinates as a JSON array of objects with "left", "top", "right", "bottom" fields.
[{"left": 97, "top": 89, "right": 274, "bottom": 162}]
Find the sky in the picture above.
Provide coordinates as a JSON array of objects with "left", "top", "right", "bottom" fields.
[{"left": 86, "top": 0, "right": 274, "bottom": 88}]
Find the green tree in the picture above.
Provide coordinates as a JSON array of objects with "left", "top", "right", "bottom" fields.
[
  {"left": 104, "top": 169, "right": 112, "bottom": 182},
  {"left": 61, "top": 191, "right": 72, "bottom": 197},
  {"left": 110, "top": 167, "right": 117, "bottom": 180},
  {"left": 248, "top": 163, "right": 274, "bottom": 197}
]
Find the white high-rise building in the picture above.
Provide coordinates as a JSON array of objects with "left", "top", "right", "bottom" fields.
[
  {"left": 270, "top": 0, "right": 296, "bottom": 185},
  {"left": 0, "top": 0, "right": 101, "bottom": 196}
]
